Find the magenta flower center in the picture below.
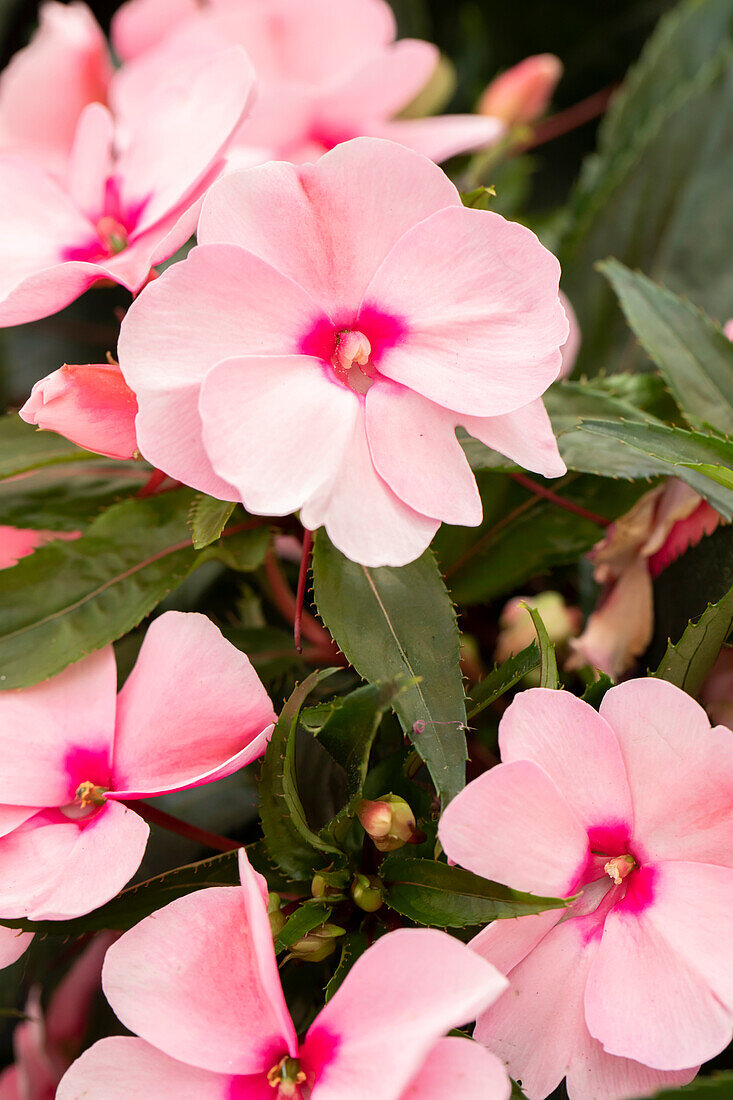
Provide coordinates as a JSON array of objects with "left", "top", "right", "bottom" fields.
[{"left": 96, "top": 215, "right": 129, "bottom": 256}]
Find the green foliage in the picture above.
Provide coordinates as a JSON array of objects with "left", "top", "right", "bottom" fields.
[
  {"left": 312, "top": 533, "right": 467, "bottom": 805},
  {"left": 0, "top": 414, "right": 95, "bottom": 477},
  {"left": 655, "top": 584, "right": 733, "bottom": 697},
  {"left": 324, "top": 931, "right": 370, "bottom": 1001},
  {"left": 523, "top": 604, "right": 560, "bottom": 688},
  {"left": 467, "top": 643, "right": 540, "bottom": 719},
  {"left": 380, "top": 855, "right": 568, "bottom": 928},
  {"left": 645, "top": 1073, "right": 733, "bottom": 1099},
  {"left": 275, "top": 901, "right": 333, "bottom": 951},
  {"left": 189, "top": 494, "right": 236, "bottom": 550},
  {"left": 0, "top": 489, "right": 270, "bottom": 688},
  {"left": 0, "top": 461, "right": 146, "bottom": 530}
]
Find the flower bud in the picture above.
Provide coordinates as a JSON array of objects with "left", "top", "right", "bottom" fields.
[
  {"left": 311, "top": 871, "right": 347, "bottom": 901},
  {"left": 351, "top": 873, "right": 384, "bottom": 912},
  {"left": 495, "top": 592, "right": 582, "bottom": 674},
  {"left": 357, "top": 794, "right": 418, "bottom": 852},
  {"left": 267, "top": 893, "right": 287, "bottom": 940},
  {"left": 289, "top": 923, "right": 345, "bottom": 963},
  {"left": 479, "top": 53, "right": 563, "bottom": 126}
]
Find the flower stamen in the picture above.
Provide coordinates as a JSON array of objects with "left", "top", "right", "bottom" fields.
[
  {"left": 604, "top": 854, "right": 636, "bottom": 886},
  {"left": 267, "top": 1056, "right": 306, "bottom": 1096}
]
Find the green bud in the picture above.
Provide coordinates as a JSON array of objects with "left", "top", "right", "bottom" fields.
[{"left": 351, "top": 873, "right": 384, "bottom": 912}]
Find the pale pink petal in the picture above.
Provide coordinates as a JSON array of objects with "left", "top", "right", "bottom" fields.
[
  {"left": 200, "top": 355, "right": 359, "bottom": 516},
  {"left": 109, "top": 612, "right": 276, "bottom": 798},
  {"left": 365, "top": 207, "right": 567, "bottom": 417},
  {"left": 0, "top": 1066, "right": 19, "bottom": 1100},
  {"left": 585, "top": 894, "right": 732, "bottom": 1069},
  {"left": 302, "top": 928, "right": 508, "bottom": 1100},
  {"left": 103, "top": 886, "right": 294, "bottom": 1075},
  {"left": 0, "top": 807, "right": 40, "bottom": 839},
  {"left": 118, "top": 242, "right": 323, "bottom": 495},
  {"left": 400, "top": 1037, "right": 510, "bottom": 1100},
  {"left": 0, "top": 2, "right": 111, "bottom": 175},
  {"left": 0, "top": 801, "right": 149, "bottom": 920},
  {"left": 0, "top": 926, "right": 33, "bottom": 971},
  {"left": 566, "top": 1037, "right": 697, "bottom": 1100},
  {"left": 197, "top": 138, "right": 460, "bottom": 314},
  {"left": 0, "top": 259, "right": 104, "bottom": 328},
  {"left": 498, "top": 689, "right": 633, "bottom": 843},
  {"left": 0, "top": 647, "right": 117, "bottom": 806},
  {"left": 20, "top": 363, "right": 138, "bottom": 460},
  {"left": 111, "top": 0, "right": 200, "bottom": 61},
  {"left": 320, "top": 39, "right": 438, "bottom": 122},
  {"left": 46, "top": 931, "right": 118, "bottom": 1048},
  {"left": 558, "top": 291, "right": 581, "bottom": 378},
  {"left": 300, "top": 411, "right": 439, "bottom": 567},
  {"left": 66, "top": 102, "right": 114, "bottom": 220},
  {"left": 470, "top": 908, "right": 566, "bottom": 976},
  {"left": 119, "top": 48, "right": 255, "bottom": 237},
  {"left": 438, "top": 759, "right": 590, "bottom": 896},
  {"left": 599, "top": 678, "right": 733, "bottom": 863},
  {"left": 56, "top": 1037, "right": 255, "bottom": 1100},
  {"left": 365, "top": 380, "right": 482, "bottom": 526},
  {"left": 375, "top": 114, "right": 505, "bottom": 162},
  {"left": 462, "top": 398, "right": 566, "bottom": 478}
]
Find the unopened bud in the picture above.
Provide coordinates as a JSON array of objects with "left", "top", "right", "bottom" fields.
[
  {"left": 267, "top": 893, "right": 286, "bottom": 940},
  {"left": 289, "top": 923, "right": 345, "bottom": 963},
  {"left": 311, "top": 872, "right": 347, "bottom": 901},
  {"left": 351, "top": 873, "right": 384, "bottom": 912},
  {"left": 357, "top": 794, "right": 418, "bottom": 852},
  {"left": 479, "top": 53, "right": 563, "bottom": 126}
]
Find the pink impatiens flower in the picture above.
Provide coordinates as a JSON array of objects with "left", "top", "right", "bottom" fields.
[
  {"left": 0, "top": 46, "right": 254, "bottom": 327},
  {"left": 0, "top": 611, "right": 275, "bottom": 922},
  {"left": 57, "top": 847, "right": 511, "bottom": 1099},
  {"left": 439, "top": 679, "right": 733, "bottom": 1100},
  {"left": 20, "top": 362, "right": 139, "bottom": 460},
  {"left": 111, "top": 0, "right": 504, "bottom": 167},
  {"left": 119, "top": 137, "right": 568, "bottom": 566}
]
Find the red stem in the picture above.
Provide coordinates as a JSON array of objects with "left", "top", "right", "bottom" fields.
[
  {"left": 137, "top": 468, "right": 169, "bottom": 498},
  {"left": 293, "top": 529, "right": 314, "bottom": 654},
  {"left": 524, "top": 85, "right": 616, "bottom": 150},
  {"left": 508, "top": 471, "right": 610, "bottom": 526},
  {"left": 265, "top": 546, "right": 334, "bottom": 650},
  {"left": 121, "top": 800, "right": 241, "bottom": 853}
]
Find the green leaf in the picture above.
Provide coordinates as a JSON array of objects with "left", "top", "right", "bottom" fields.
[
  {"left": 523, "top": 604, "right": 560, "bottom": 688},
  {"left": 189, "top": 494, "right": 236, "bottom": 550},
  {"left": 0, "top": 489, "right": 270, "bottom": 688},
  {"left": 258, "top": 669, "right": 343, "bottom": 880},
  {"left": 577, "top": 420, "right": 733, "bottom": 516},
  {"left": 645, "top": 1072, "right": 733, "bottom": 1099},
  {"left": 655, "top": 583, "right": 733, "bottom": 696},
  {"left": 460, "top": 185, "right": 496, "bottom": 209},
  {"left": 312, "top": 533, "right": 467, "bottom": 805},
  {"left": 467, "top": 643, "right": 540, "bottom": 719},
  {"left": 275, "top": 900, "right": 332, "bottom": 951},
  {"left": 0, "top": 415, "right": 97, "bottom": 477},
  {"left": 324, "top": 930, "right": 370, "bottom": 1001},
  {"left": 381, "top": 855, "right": 568, "bottom": 928},
  {"left": 600, "top": 260, "right": 733, "bottom": 435},
  {"left": 0, "top": 461, "right": 146, "bottom": 530},
  {"left": 0, "top": 849, "right": 241, "bottom": 935},
  {"left": 581, "top": 673, "right": 615, "bottom": 709}
]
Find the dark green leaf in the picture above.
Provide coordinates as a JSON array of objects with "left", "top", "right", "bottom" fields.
[
  {"left": 523, "top": 604, "right": 560, "bottom": 688},
  {"left": 601, "top": 260, "right": 733, "bottom": 434},
  {"left": 259, "top": 669, "right": 343, "bottom": 880},
  {"left": 0, "top": 415, "right": 97, "bottom": 477},
  {"left": 324, "top": 930, "right": 370, "bottom": 1001},
  {"left": 275, "top": 901, "right": 332, "bottom": 951},
  {"left": 0, "top": 461, "right": 146, "bottom": 530},
  {"left": 467, "top": 643, "right": 540, "bottom": 719},
  {"left": 189, "top": 494, "right": 236, "bottom": 550},
  {"left": 655, "top": 583, "right": 733, "bottom": 697},
  {"left": 581, "top": 673, "right": 615, "bottom": 709},
  {"left": 312, "top": 533, "right": 467, "bottom": 805},
  {"left": 0, "top": 489, "right": 270, "bottom": 688},
  {"left": 381, "top": 856, "right": 568, "bottom": 928},
  {"left": 645, "top": 1072, "right": 733, "bottom": 1099}
]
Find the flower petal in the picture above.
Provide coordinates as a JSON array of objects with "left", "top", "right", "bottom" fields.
[
  {"left": 321, "top": 39, "right": 438, "bottom": 122},
  {"left": 0, "top": 926, "right": 33, "bottom": 971},
  {"left": 599, "top": 678, "right": 733, "bottom": 863},
  {"left": 200, "top": 355, "right": 359, "bottom": 516},
  {"left": 110, "top": 612, "right": 275, "bottom": 798},
  {"left": 0, "top": 647, "right": 117, "bottom": 806},
  {"left": 498, "top": 689, "right": 633, "bottom": 844},
  {"left": 462, "top": 398, "right": 566, "bottom": 478},
  {"left": 374, "top": 113, "right": 505, "bottom": 163},
  {"left": 438, "top": 759, "right": 590, "bottom": 896},
  {"left": 102, "top": 886, "right": 293, "bottom": 1075},
  {"left": 302, "top": 928, "right": 507, "bottom": 1100},
  {"left": 400, "top": 1037, "right": 510, "bottom": 1100}
]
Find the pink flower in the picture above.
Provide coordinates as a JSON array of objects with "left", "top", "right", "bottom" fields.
[
  {"left": 0, "top": 2, "right": 111, "bottom": 177},
  {"left": 0, "top": 47, "right": 254, "bottom": 327},
  {"left": 724, "top": 318, "right": 733, "bottom": 340},
  {"left": 0, "top": 611, "right": 275, "bottom": 922},
  {"left": 567, "top": 479, "right": 724, "bottom": 679},
  {"left": 0, "top": 527, "right": 80, "bottom": 570},
  {"left": 111, "top": 0, "right": 504, "bottom": 167},
  {"left": 0, "top": 932, "right": 116, "bottom": 1100},
  {"left": 119, "top": 137, "right": 568, "bottom": 566},
  {"left": 438, "top": 679, "right": 733, "bottom": 1099},
  {"left": 57, "top": 847, "right": 511, "bottom": 1099},
  {"left": 702, "top": 648, "right": 733, "bottom": 729},
  {"left": 20, "top": 362, "right": 138, "bottom": 460},
  {"left": 558, "top": 290, "right": 581, "bottom": 379},
  {"left": 479, "top": 54, "right": 563, "bottom": 127}
]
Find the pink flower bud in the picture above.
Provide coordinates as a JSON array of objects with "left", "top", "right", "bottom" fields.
[
  {"left": 20, "top": 362, "right": 139, "bottom": 460},
  {"left": 479, "top": 54, "right": 563, "bottom": 126},
  {"left": 357, "top": 794, "right": 418, "bottom": 852}
]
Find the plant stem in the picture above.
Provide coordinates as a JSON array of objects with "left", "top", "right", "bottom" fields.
[
  {"left": 265, "top": 545, "right": 335, "bottom": 651},
  {"left": 121, "top": 800, "right": 241, "bottom": 853},
  {"left": 524, "top": 85, "right": 616, "bottom": 150},
  {"left": 293, "top": 529, "right": 314, "bottom": 654},
  {"left": 508, "top": 471, "right": 611, "bottom": 526}
]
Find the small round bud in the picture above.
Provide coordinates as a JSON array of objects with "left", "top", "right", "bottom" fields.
[
  {"left": 289, "top": 922, "right": 345, "bottom": 963},
  {"left": 357, "top": 794, "right": 418, "bottom": 852},
  {"left": 267, "top": 893, "right": 287, "bottom": 940},
  {"left": 351, "top": 874, "right": 384, "bottom": 912}
]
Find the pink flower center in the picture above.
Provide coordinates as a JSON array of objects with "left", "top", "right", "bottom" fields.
[
  {"left": 603, "top": 853, "right": 636, "bottom": 885},
  {"left": 331, "top": 329, "right": 375, "bottom": 394},
  {"left": 60, "top": 780, "right": 108, "bottom": 821},
  {"left": 96, "top": 216, "right": 129, "bottom": 255},
  {"left": 266, "top": 1057, "right": 306, "bottom": 1097},
  {"left": 299, "top": 309, "right": 408, "bottom": 396}
]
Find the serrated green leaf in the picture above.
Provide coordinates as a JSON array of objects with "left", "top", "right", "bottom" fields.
[
  {"left": 601, "top": 260, "right": 733, "bottom": 435},
  {"left": 259, "top": 669, "right": 343, "bottom": 880},
  {"left": 644, "top": 1072, "right": 733, "bottom": 1099},
  {"left": 189, "top": 494, "right": 236, "bottom": 550},
  {"left": 655, "top": 583, "right": 733, "bottom": 696},
  {"left": 324, "top": 930, "right": 370, "bottom": 1001},
  {"left": 0, "top": 489, "right": 270, "bottom": 688},
  {"left": 380, "top": 855, "right": 568, "bottom": 928},
  {"left": 467, "top": 643, "right": 540, "bottom": 720},
  {"left": 275, "top": 900, "right": 332, "bottom": 951},
  {"left": 581, "top": 673, "right": 615, "bottom": 709},
  {"left": 312, "top": 533, "right": 467, "bottom": 805},
  {"left": 523, "top": 604, "right": 560, "bottom": 688}
]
